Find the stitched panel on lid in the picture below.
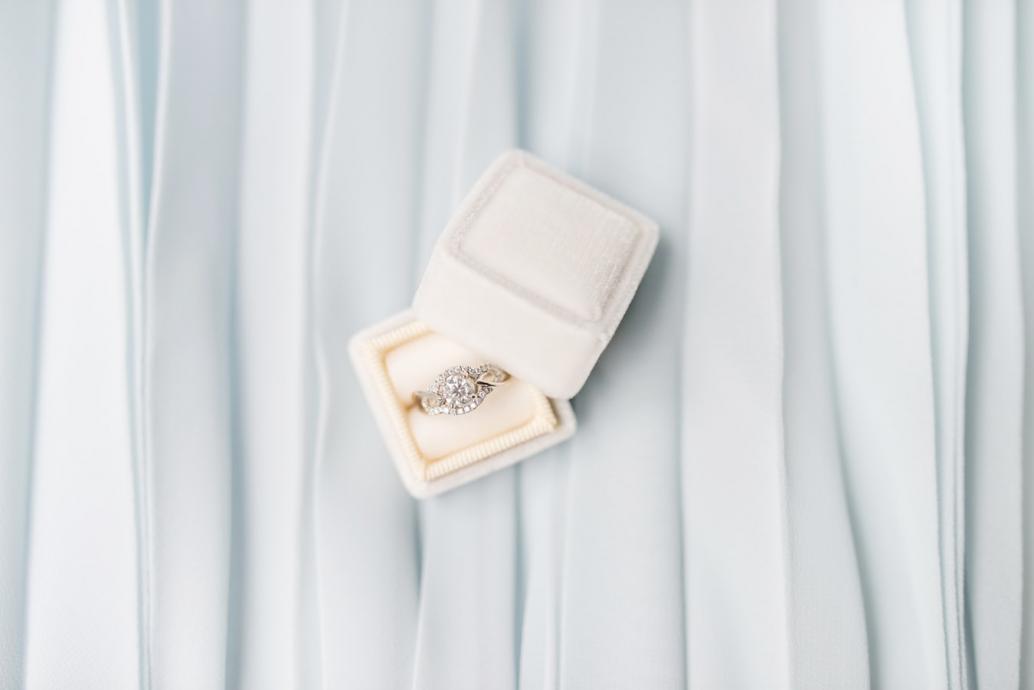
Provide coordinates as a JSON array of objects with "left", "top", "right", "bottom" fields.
[{"left": 452, "top": 164, "right": 637, "bottom": 324}]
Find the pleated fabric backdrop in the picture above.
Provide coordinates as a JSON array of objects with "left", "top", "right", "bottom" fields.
[{"left": 0, "top": 1, "right": 1032, "bottom": 689}]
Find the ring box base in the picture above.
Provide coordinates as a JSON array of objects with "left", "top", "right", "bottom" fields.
[
  {"left": 349, "top": 310, "right": 576, "bottom": 498},
  {"left": 349, "top": 150, "right": 656, "bottom": 497}
]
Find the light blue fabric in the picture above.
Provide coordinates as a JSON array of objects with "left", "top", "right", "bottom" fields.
[{"left": 0, "top": 1, "right": 1032, "bottom": 688}]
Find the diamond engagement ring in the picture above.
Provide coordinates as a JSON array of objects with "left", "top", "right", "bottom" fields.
[{"left": 414, "top": 364, "right": 510, "bottom": 416}]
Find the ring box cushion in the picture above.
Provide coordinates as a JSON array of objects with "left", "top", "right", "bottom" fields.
[
  {"left": 349, "top": 311, "right": 576, "bottom": 498},
  {"left": 413, "top": 150, "right": 659, "bottom": 400},
  {"left": 350, "top": 150, "right": 657, "bottom": 496}
]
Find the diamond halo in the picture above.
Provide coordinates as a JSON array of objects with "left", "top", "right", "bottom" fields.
[{"left": 415, "top": 364, "right": 509, "bottom": 416}]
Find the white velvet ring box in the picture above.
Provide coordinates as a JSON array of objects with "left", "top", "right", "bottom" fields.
[{"left": 349, "top": 150, "right": 658, "bottom": 497}]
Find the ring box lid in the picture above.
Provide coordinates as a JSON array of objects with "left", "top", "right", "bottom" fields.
[{"left": 413, "top": 150, "right": 659, "bottom": 400}]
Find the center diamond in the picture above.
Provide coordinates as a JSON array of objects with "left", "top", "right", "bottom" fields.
[
  {"left": 429, "top": 365, "right": 493, "bottom": 415},
  {"left": 442, "top": 373, "right": 477, "bottom": 408}
]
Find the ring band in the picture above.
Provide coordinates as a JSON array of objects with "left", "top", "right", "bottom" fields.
[{"left": 414, "top": 364, "right": 510, "bottom": 416}]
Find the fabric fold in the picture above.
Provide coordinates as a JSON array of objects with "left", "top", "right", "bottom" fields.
[
  {"left": 962, "top": 2, "right": 1025, "bottom": 687},
  {"left": 308, "top": 1, "right": 427, "bottom": 687},
  {"left": 818, "top": 2, "right": 947, "bottom": 688},
  {"left": 682, "top": 2, "right": 788, "bottom": 688},
  {"left": 902, "top": 0, "right": 970, "bottom": 687},
  {"left": 23, "top": 2, "right": 140, "bottom": 687},
  {"left": 777, "top": 0, "right": 871, "bottom": 686},
  {"left": 106, "top": 2, "right": 158, "bottom": 686},
  {"left": 1019, "top": 1, "right": 1034, "bottom": 685},
  {"left": 230, "top": 3, "right": 313, "bottom": 688},
  {"left": 0, "top": 3, "right": 55, "bottom": 688},
  {"left": 142, "top": 1, "right": 246, "bottom": 687}
]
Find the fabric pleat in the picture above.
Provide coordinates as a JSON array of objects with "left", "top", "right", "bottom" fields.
[
  {"left": 778, "top": 0, "right": 870, "bottom": 687},
  {"left": 682, "top": 2, "right": 788, "bottom": 688},
  {"left": 0, "top": 3, "right": 54, "bottom": 689},
  {"left": 308, "top": 2, "right": 426, "bottom": 687},
  {"left": 962, "top": 2, "right": 1025, "bottom": 688},
  {"left": 142, "top": 1, "right": 246, "bottom": 687},
  {"left": 232, "top": 4, "right": 313, "bottom": 688},
  {"left": 1020, "top": 3, "right": 1034, "bottom": 687},
  {"left": 106, "top": 2, "right": 157, "bottom": 687},
  {"left": 902, "top": 1, "right": 970, "bottom": 688},
  {"left": 23, "top": 3, "right": 140, "bottom": 687},
  {"left": 819, "top": 2, "right": 947, "bottom": 688},
  {"left": 1020, "top": 1, "right": 1034, "bottom": 686},
  {"left": 5, "top": 2, "right": 1034, "bottom": 689}
]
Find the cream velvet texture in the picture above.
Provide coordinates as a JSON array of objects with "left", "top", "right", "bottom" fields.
[
  {"left": 1, "top": 1, "right": 1033, "bottom": 690},
  {"left": 414, "top": 151, "right": 658, "bottom": 400}
]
